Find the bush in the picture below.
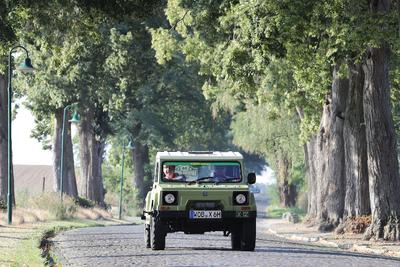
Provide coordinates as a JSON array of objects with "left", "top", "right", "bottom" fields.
[
  {"left": 54, "top": 203, "right": 77, "bottom": 220},
  {"left": 74, "top": 196, "right": 95, "bottom": 208},
  {"left": 266, "top": 183, "right": 280, "bottom": 206},
  {"left": 15, "top": 190, "right": 31, "bottom": 208},
  {"left": 28, "top": 193, "right": 77, "bottom": 220},
  {"left": 0, "top": 198, "right": 6, "bottom": 210},
  {"left": 104, "top": 186, "right": 143, "bottom": 218},
  {"left": 266, "top": 204, "right": 306, "bottom": 219}
]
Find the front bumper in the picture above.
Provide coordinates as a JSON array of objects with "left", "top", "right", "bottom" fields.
[
  {"left": 154, "top": 210, "right": 257, "bottom": 219},
  {"left": 151, "top": 210, "right": 256, "bottom": 233}
]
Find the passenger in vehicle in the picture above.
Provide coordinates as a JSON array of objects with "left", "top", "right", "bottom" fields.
[
  {"left": 213, "top": 166, "right": 228, "bottom": 180},
  {"left": 213, "top": 166, "right": 238, "bottom": 182}
]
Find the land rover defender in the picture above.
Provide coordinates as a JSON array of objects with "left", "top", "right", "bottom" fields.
[{"left": 142, "top": 151, "right": 257, "bottom": 251}]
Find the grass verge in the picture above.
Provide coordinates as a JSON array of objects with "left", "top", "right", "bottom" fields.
[{"left": 0, "top": 219, "right": 110, "bottom": 266}]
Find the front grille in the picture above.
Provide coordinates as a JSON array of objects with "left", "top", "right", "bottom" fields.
[
  {"left": 194, "top": 202, "right": 216, "bottom": 209},
  {"left": 187, "top": 201, "right": 224, "bottom": 210}
]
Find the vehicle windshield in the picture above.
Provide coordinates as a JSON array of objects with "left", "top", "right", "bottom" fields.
[{"left": 161, "top": 161, "right": 242, "bottom": 183}]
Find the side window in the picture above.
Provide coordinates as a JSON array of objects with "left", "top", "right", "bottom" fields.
[{"left": 154, "top": 163, "right": 159, "bottom": 182}]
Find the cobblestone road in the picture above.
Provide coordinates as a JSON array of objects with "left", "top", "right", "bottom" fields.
[{"left": 52, "top": 219, "right": 400, "bottom": 267}]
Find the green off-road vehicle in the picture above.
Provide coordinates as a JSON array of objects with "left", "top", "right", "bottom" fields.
[{"left": 142, "top": 151, "right": 257, "bottom": 251}]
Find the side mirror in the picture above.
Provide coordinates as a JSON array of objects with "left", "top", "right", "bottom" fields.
[{"left": 247, "top": 172, "right": 256, "bottom": 184}]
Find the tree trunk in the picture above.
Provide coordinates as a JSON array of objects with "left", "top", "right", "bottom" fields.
[
  {"left": 315, "top": 94, "right": 331, "bottom": 226},
  {"left": 131, "top": 141, "right": 150, "bottom": 202},
  {"left": 363, "top": 0, "right": 400, "bottom": 241},
  {"left": 343, "top": 62, "right": 370, "bottom": 218},
  {"left": 277, "top": 154, "right": 296, "bottom": 207},
  {"left": 288, "top": 183, "right": 297, "bottom": 207},
  {"left": 78, "top": 107, "right": 105, "bottom": 205},
  {"left": 316, "top": 65, "right": 348, "bottom": 231},
  {"left": 52, "top": 108, "right": 78, "bottom": 197},
  {"left": 0, "top": 74, "right": 8, "bottom": 203},
  {"left": 296, "top": 106, "right": 317, "bottom": 218},
  {"left": 306, "top": 136, "right": 318, "bottom": 219},
  {"left": 325, "top": 66, "right": 348, "bottom": 227}
]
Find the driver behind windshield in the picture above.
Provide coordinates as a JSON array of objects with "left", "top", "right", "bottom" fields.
[{"left": 163, "top": 165, "right": 185, "bottom": 181}]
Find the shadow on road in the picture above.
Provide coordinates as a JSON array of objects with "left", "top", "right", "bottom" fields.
[{"left": 255, "top": 246, "right": 400, "bottom": 262}]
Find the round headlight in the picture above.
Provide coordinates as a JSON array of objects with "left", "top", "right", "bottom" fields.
[
  {"left": 235, "top": 193, "right": 246, "bottom": 204},
  {"left": 164, "top": 193, "right": 175, "bottom": 204}
]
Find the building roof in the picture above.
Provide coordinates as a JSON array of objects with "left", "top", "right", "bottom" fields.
[{"left": 156, "top": 151, "right": 243, "bottom": 161}]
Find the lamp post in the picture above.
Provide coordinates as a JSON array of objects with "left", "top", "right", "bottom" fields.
[
  {"left": 7, "top": 45, "right": 34, "bottom": 225},
  {"left": 118, "top": 140, "right": 134, "bottom": 220},
  {"left": 60, "top": 104, "right": 80, "bottom": 201}
]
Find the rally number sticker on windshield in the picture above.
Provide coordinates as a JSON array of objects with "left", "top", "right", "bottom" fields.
[{"left": 189, "top": 210, "right": 222, "bottom": 219}]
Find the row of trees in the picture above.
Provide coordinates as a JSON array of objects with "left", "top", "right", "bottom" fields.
[
  {"left": 151, "top": 0, "right": 400, "bottom": 240},
  {"left": 0, "top": 1, "right": 246, "bottom": 208},
  {"left": 3, "top": 0, "right": 399, "bottom": 242}
]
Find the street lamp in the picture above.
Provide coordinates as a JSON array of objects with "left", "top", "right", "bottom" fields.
[
  {"left": 60, "top": 104, "right": 80, "bottom": 201},
  {"left": 119, "top": 140, "right": 134, "bottom": 220},
  {"left": 7, "top": 45, "right": 34, "bottom": 225}
]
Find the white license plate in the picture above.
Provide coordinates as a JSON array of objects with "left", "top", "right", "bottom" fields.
[{"left": 189, "top": 210, "right": 222, "bottom": 219}]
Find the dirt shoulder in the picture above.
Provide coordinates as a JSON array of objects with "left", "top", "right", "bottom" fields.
[{"left": 264, "top": 218, "right": 400, "bottom": 258}]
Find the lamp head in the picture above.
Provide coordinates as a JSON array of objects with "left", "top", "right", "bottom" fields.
[
  {"left": 17, "top": 57, "right": 34, "bottom": 73},
  {"left": 126, "top": 141, "right": 135, "bottom": 150},
  {"left": 69, "top": 111, "right": 81, "bottom": 123}
]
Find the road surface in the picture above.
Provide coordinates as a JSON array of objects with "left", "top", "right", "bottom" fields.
[{"left": 52, "top": 219, "right": 400, "bottom": 267}]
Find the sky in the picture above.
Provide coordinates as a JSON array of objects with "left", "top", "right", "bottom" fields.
[
  {"left": 13, "top": 106, "right": 52, "bottom": 165},
  {"left": 257, "top": 166, "right": 275, "bottom": 185}
]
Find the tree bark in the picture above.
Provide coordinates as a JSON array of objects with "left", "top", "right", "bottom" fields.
[
  {"left": 316, "top": 65, "right": 348, "bottom": 231},
  {"left": 0, "top": 74, "right": 8, "bottom": 203},
  {"left": 52, "top": 108, "right": 78, "bottom": 197},
  {"left": 362, "top": 0, "right": 400, "bottom": 241},
  {"left": 78, "top": 106, "right": 105, "bottom": 205},
  {"left": 306, "top": 136, "right": 318, "bottom": 219},
  {"left": 276, "top": 154, "right": 296, "bottom": 207},
  {"left": 315, "top": 93, "right": 331, "bottom": 226},
  {"left": 325, "top": 66, "right": 348, "bottom": 227},
  {"left": 131, "top": 141, "right": 150, "bottom": 202},
  {"left": 343, "top": 62, "right": 370, "bottom": 218}
]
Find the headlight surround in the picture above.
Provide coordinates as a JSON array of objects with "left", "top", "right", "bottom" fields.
[
  {"left": 233, "top": 191, "right": 248, "bottom": 205},
  {"left": 162, "top": 191, "right": 178, "bottom": 205}
]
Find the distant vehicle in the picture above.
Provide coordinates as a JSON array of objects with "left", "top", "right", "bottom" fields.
[
  {"left": 142, "top": 151, "right": 257, "bottom": 251},
  {"left": 249, "top": 185, "right": 261, "bottom": 194}
]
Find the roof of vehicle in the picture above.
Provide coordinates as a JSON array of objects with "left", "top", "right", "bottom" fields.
[{"left": 156, "top": 151, "right": 243, "bottom": 161}]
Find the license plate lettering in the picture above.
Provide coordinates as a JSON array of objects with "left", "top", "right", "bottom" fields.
[{"left": 189, "top": 210, "right": 221, "bottom": 219}]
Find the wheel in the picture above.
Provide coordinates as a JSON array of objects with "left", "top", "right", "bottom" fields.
[
  {"left": 231, "top": 228, "right": 241, "bottom": 250},
  {"left": 150, "top": 216, "right": 166, "bottom": 250},
  {"left": 240, "top": 218, "right": 256, "bottom": 251},
  {"left": 144, "top": 224, "right": 151, "bottom": 248}
]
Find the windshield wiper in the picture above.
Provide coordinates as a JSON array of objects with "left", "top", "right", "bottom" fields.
[{"left": 188, "top": 176, "right": 214, "bottom": 185}]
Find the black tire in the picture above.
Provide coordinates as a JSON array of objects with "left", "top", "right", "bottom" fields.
[
  {"left": 231, "top": 228, "right": 241, "bottom": 250},
  {"left": 240, "top": 218, "right": 256, "bottom": 251},
  {"left": 144, "top": 224, "right": 151, "bottom": 248},
  {"left": 150, "top": 216, "right": 166, "bottom": 250}
]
